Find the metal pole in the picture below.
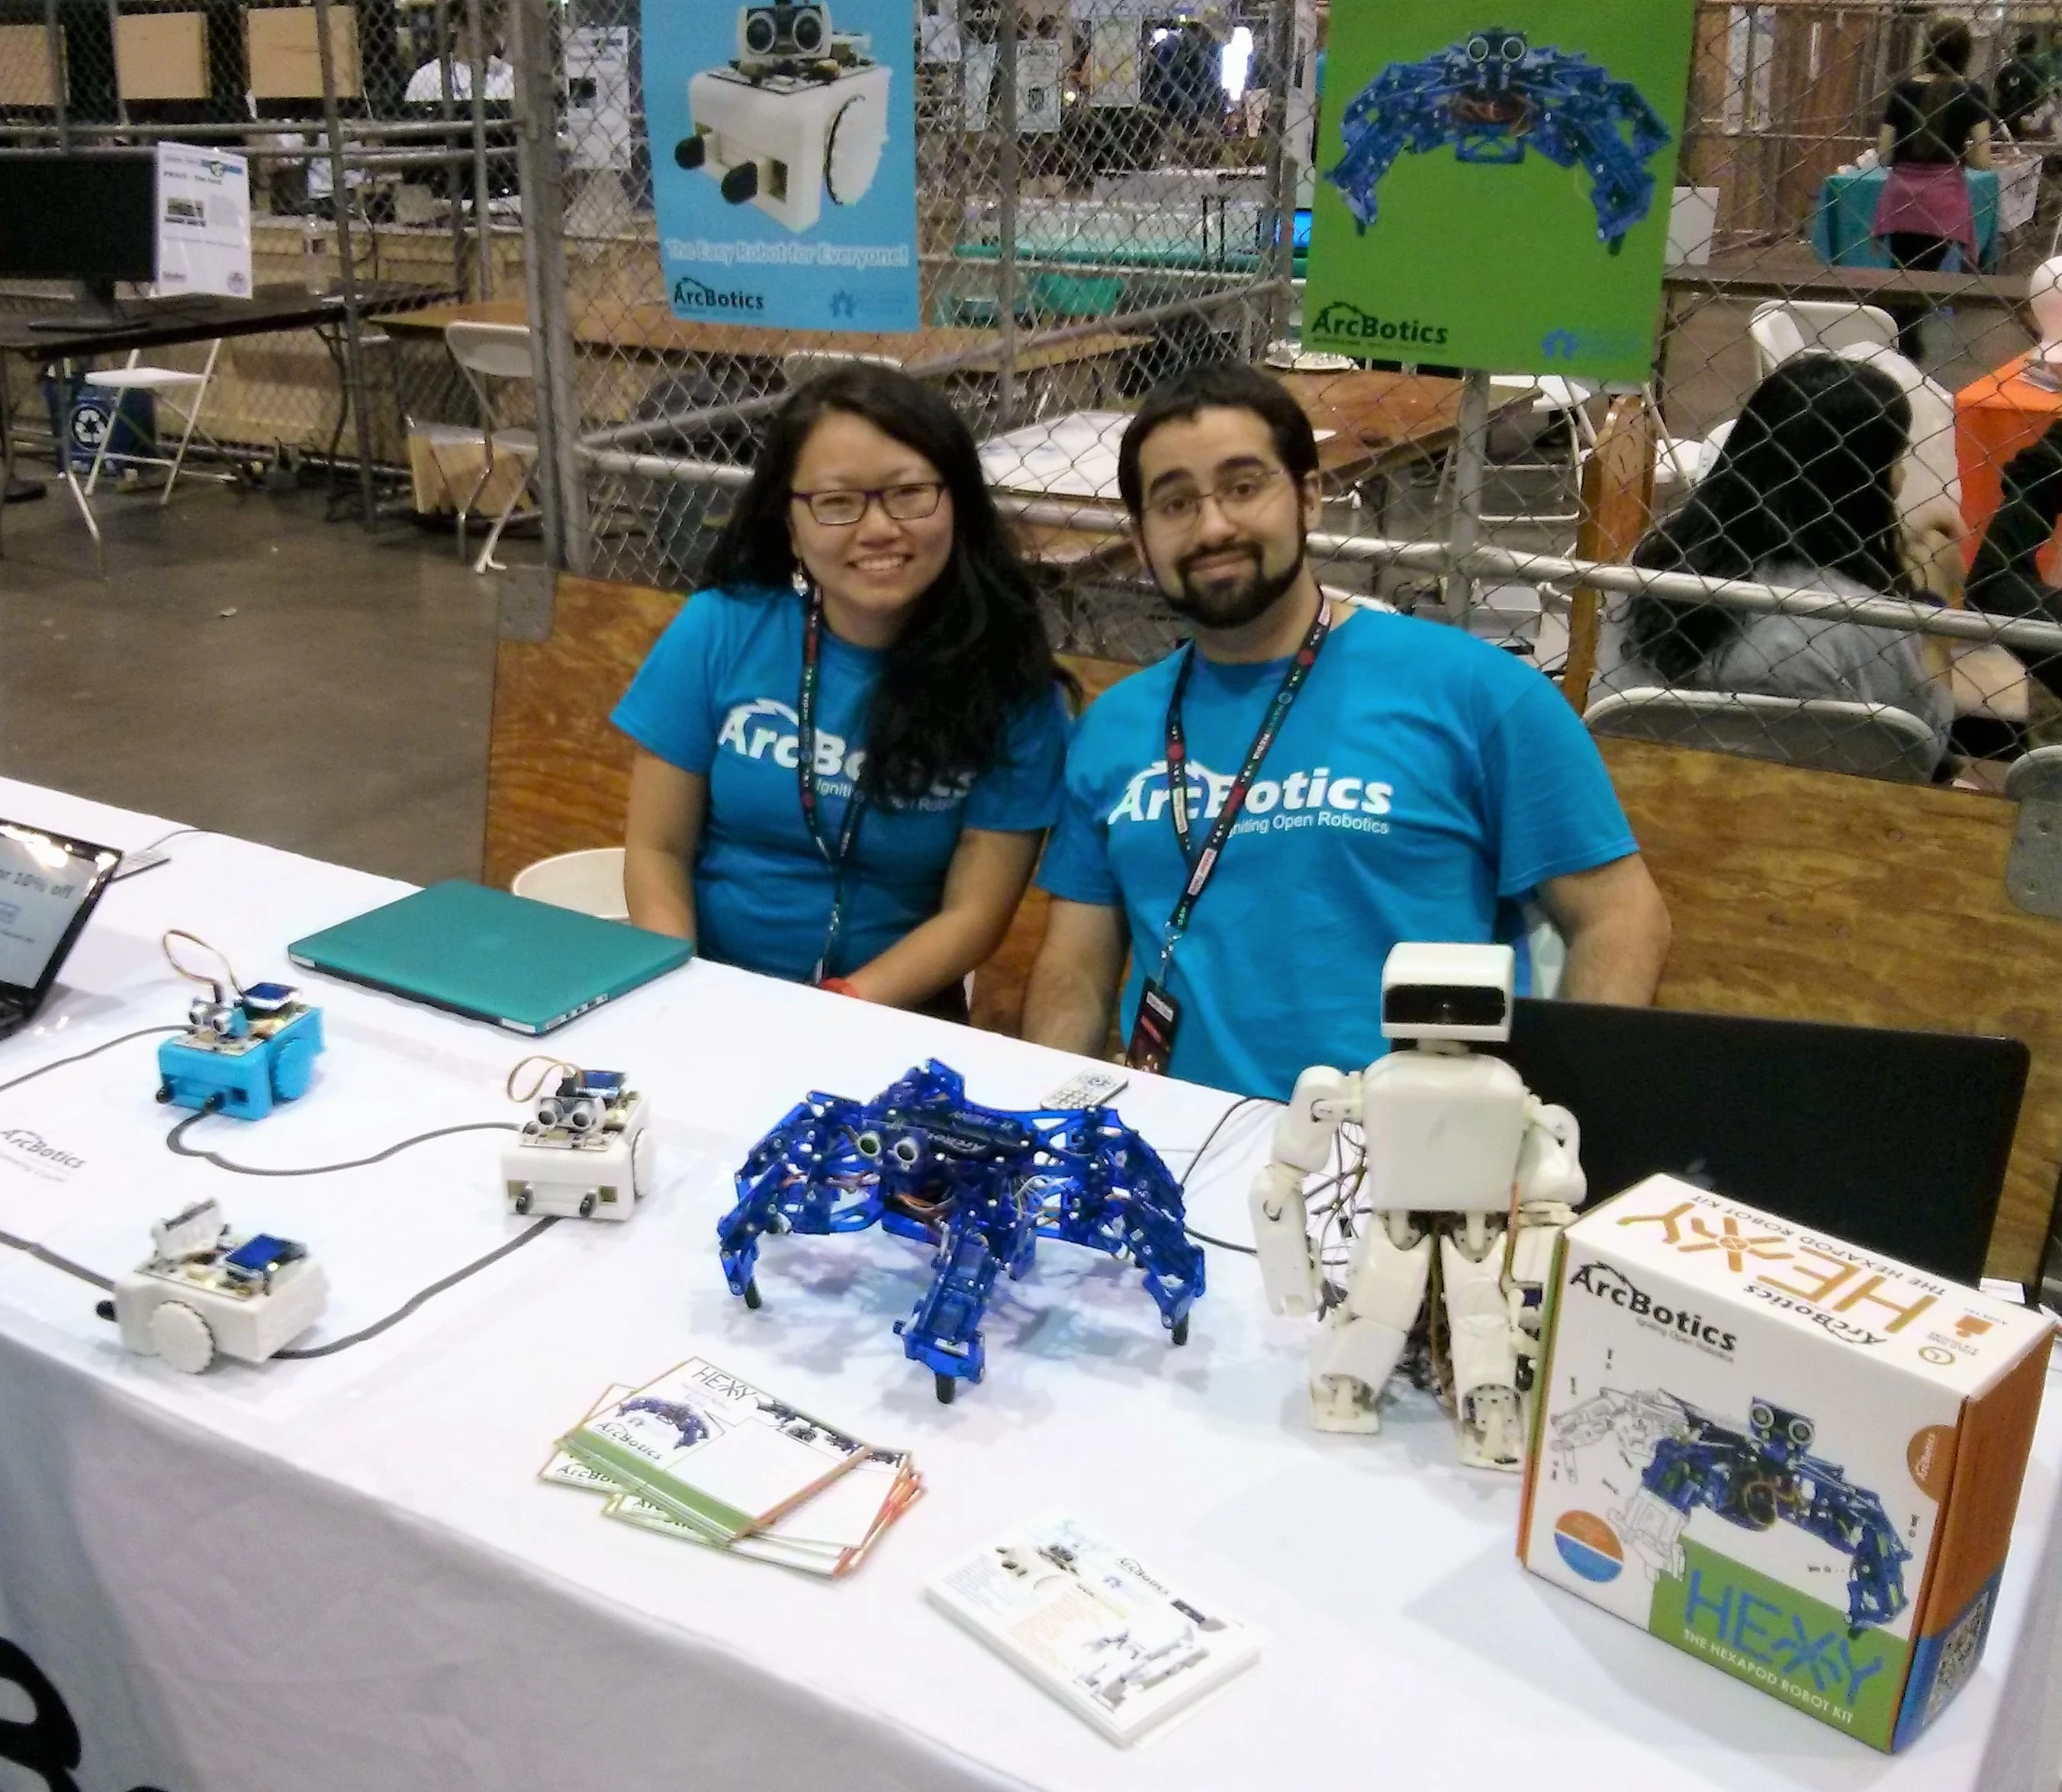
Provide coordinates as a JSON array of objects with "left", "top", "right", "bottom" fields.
[
  {"left": 467, "top": 0, "right": 494, "bottom": 301},
  {"left": 994, "top": 0, "right": 1019, "bottom": 433},
  {"left": 433, "top": 0, "right": 468, "bottom": 298},
  {"left": 1259, "top": 0, "right": 1295, "bottom": 346},
  {"left": 313, "top": 0, "right": 377, "bottom": 525},
  {"left": 1441, "top": 368, "right": 1489, "bottom": 624},
  {"left": 105, "top": 0, "right": 127, "bottom": 125},
  {"left": 511, "top": 0, "right": 589, "bottom": 579},
  {"left": 43, "top": 0, "right": 67, "bottom": 148}
]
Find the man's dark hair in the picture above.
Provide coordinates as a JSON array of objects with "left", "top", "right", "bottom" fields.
[{"left": 1116, "top": 362, "right": 1320, "bottom": 518}]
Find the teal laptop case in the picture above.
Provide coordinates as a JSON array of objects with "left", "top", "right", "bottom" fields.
[{"left": 287, "top": 880, "right": 693, "bottom": 1034}]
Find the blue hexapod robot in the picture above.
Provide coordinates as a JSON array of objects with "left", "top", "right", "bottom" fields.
[
  {"left": 717, "top": 1060, "right": 1205, "bottom": 1402},
  {"left": 156, "top": 931, "right": 324, "bottom": 1121},
  {"left": 1628, "top": 1397, "right": 1912, "bottom": 1630},
  {"left": 1326, "top": 29, "right": 1671, "bottom": 250}
]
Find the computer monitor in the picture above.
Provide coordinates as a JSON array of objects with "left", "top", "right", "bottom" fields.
[
  {"left": 0, "top": 820, "right": 121, "bottom": 1041},
  {"left": 0, "top": 156, "right": 158, "bottom": 328},
  {"left": 1485, "top": 999, "right": 2031, "bottom": 1288}
]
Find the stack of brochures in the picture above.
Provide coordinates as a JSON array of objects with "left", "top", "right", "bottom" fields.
[
  {"left": 541, "top": 1356, "right": 922, "bottom": 1577},
  {"left": 927, "top": 1514, "right": 1263, "bottom": 1744}
]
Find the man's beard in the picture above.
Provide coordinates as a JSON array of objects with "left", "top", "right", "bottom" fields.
[{"left": 1159, "top": 532, "right": 1306, "bottom": 630}]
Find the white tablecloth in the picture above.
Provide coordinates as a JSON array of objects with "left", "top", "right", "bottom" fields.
[{"left": 0, "top": 776, "right": 2058, "bottom": 1792}]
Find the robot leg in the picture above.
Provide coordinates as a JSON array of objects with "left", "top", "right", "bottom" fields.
[
  {"left": 1611, "top": 1488, "right": 1689, "bottom": 1580},
  {"left": 1308, "top": 1217, "right": 1431, "bottom": 1433},
  {"left": 1440, "top": 1218, "right": 1529, "bottom": 1472}
]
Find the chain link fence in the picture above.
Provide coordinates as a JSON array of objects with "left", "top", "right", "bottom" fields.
[
  {"left": 0, "top": 0, "right": 517, "bottom": 519},
  {"left": 514, "top": 0, "right": 2062, "bottom": 789}
]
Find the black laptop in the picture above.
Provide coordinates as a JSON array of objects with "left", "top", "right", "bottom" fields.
[
  {"left": 0, "top": 821, "right": 121, "bottom": 1041},
  {"left": 1483, "top": 999, "right": 2031, "bottom": 1287}
]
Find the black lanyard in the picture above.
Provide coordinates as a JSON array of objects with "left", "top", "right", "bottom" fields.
[
  {"left": 796, "top": 588, "right": 867, "bottom": 983},
  {"left": 1157, "top": 597, "right": 1330, "bottom": 980}
]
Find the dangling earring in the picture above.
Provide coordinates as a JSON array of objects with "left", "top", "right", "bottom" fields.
[{"left": 792, "top": 568, "right": 811, "bottom": 598}]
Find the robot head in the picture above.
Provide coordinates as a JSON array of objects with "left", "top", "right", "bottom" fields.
[
  {"left": 1379, "top": 942, "right": 1515, "bottom": 1046},
  {"left": 738, "top": 2, "right": 830, "bottom": 60},
  {"left": 1748, "top": 1398, "right": 1816, "bottom": 1459},
  {"left": 1465, "top": 29, "right": 1529, "bottom": 87}
]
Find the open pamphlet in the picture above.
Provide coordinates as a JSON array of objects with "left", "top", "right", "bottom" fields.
[
  {"left": 543, "top": 1362, "right": 920, "bottom": 1576},
  {"left": 926, "top": 1513, "right": 1263, "bottom": 1745}
]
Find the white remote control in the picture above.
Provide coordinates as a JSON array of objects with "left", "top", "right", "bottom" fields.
[{"left": 1041, "top": 1068, "right": 1130, "bottom": 1112}]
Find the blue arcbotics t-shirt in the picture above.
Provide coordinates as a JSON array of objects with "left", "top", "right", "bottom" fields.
[
  {"left": 1037, "top": 609, "right": 1637, "bottom": 1100},
  {"left": 613, "top": 586, "right": 1068, "bottom": 982}
]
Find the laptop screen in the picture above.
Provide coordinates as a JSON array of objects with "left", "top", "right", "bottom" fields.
[{"left": 0, "top": 822, "right": 120, "bottom": 1001}]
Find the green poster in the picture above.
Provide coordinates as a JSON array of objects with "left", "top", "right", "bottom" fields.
[{"left": 1303, "top": 2, "right": 1696, "bottom": 382}]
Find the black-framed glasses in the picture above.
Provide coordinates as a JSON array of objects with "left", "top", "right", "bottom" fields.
[
  {"left": 1143, "top": 465, "right": 1289, "bottom": 529},
  {"left": 790, "top": 481, "right": 946, "bottom": 526}
]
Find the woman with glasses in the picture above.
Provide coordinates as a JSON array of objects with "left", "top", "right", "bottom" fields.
[{"left": 613, "top": 364, "right": 1069, "bottom": 1019}]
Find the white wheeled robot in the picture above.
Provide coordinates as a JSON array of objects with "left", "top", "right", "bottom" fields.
[
  {"left": 1249, "top": 943, "right": 1585, "bottom": 1470},
  {"left": 502, "top": 1063, "right": 653, "bottom": 1221},
  {"left": 105, "top": 1199, "right": 328, "bottom": 1372},
  {"left": 674, "top": 5, "right": 891, "bottom": 233}
]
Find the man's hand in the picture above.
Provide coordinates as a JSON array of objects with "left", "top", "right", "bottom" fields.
[
  {"left": 1021, "top": 899, "right": 1128, "bottom": 1057},
  {"left": 1537, "top": 854, "right": 1671, "bottom": 1005}
]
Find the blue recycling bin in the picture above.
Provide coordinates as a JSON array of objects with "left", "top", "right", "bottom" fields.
[{"left": 40, "top": 372, "right": 156, "bottom": 475}]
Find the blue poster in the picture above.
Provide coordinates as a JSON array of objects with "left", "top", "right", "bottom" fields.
[{"left": 642, "top": 0, "right": 920, "bottom": 332}]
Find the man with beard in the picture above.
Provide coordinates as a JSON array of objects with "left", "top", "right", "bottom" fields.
[{"left": 1022, "top": 362, "right": 1671, "bottom": 1099}]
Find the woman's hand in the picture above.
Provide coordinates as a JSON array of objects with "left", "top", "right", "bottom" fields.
[
  {"left": 622, "top": 752, "right": 706, "bottom": 941},
  {"left": 840, "top": 828, "right": 1044, "bottom": 1010}
]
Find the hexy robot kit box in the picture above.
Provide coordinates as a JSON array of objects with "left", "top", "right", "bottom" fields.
[{"left": 1517, "top": 1175, "right": 2052, "bottom": 1751}]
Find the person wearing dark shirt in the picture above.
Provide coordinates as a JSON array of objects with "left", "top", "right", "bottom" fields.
[
  {"left": 1995, "top": 33, "right": 2050, "bottom": 138},
  {"left": 1968, "top": 423, "right": 2062, "bottom": 708},
  {"left": 1873, "top": 16, "right": 1993, "bottom": 360}
]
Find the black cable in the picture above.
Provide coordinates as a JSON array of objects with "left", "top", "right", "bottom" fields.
[
  {"left": 166, "top": 1111, "right": 519, "bottom": 1175},
  {"left": 0, "top": 1226, "right": 114, "bottom": 1292},
  {"left": 0, "top": 1025, "right": 182, "bottom": 1095},
  {"left": 273, "top": 1216, "right": 560, "bottom": 1358},
  {"left": 1176, "top": 1093, "right": 1269, "bottom": 1256}
]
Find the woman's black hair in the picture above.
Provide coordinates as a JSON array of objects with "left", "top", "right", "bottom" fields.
[
  {"left": 1923, "top": 15, "right": 1973, "bottom": 75},
  {"left": 1629, "top": 354, "right": 1912, "bottom": 681},
  {"left": 700, "top": 363, "right": 1061, "bottom": 806}
]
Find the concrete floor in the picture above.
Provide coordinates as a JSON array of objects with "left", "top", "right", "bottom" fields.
[{"left": 0, "top": 475, "right": 505, "bottom": 886}]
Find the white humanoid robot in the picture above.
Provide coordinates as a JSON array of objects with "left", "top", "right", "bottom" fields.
[
  {"left": 1249, "top": 942, "right": 1585, "bottom": 1470},
  {"left": 675, "top": 5, "right": 891, "bottom": 233}
]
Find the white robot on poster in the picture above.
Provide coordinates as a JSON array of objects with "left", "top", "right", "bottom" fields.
[
  {"left": 674, "top": 5, "right": 892, "bottom": 233},
  {"left": 1249, "top": 943, "right": 1586, "bottom": 1470}
]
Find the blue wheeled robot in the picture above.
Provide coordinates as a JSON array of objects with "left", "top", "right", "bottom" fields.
[
  {"left": 1326, "top": 29, "right": 1672, "bottom": 251},
  {"left": 155, "top": 931, "right": 324, "bottom": 1121},
  {"left": 1616, "top": 1396, "right": 1912, "bottom": 1631},
  {"left": 716, "top": 1060, "right": 1205, "bottom": 1403}
]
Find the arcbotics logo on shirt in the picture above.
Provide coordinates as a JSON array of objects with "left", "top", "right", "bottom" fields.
[
  {"left": 717, "top": 699, "right": 972, "bottom": 808},
  {"left": 1108, "top": 759, "right": 1393, "bottom": 838}
]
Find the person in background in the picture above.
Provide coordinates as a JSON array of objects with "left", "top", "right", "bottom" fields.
[
  {"left": 1021, "top": 362, "right": 1669, "bottom": 1102},
  {"left": 1626, "top": 354, "right": 1954, "bottom": 771},
  {"left": 1873, "top": 16, "right": 1993, "bottom": 360},
  {"left": 1968, "top": 420, "right": 2062, "bottom": 703},
  {"left": 615, "top": 365, "right": 1070, "bottom": 1021},
  {"left": 1994, "top": 31, "right": 2051, "bottom": 140},
  {"left": 404, "top": 9, "right": 513, "bottom": 103}
]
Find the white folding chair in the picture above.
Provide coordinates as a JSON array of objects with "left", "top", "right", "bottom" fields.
[
  {"left": 1481, "top": 373, "right": 1600, "bottom": 526},
  {"left": 79, "top": 340, "right": 225, "bottom": 503},
  {"left": 443, "top": 320, "right": 539, "bottom": 574},
  {"left": 1584, "top": 687, "right": 1940, "bottom": 783},
  {"left": 1748, "top": 301, "right": 1897, "bottom": 380}
]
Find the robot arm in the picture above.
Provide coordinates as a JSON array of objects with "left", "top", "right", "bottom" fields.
[{"left": 1248, "top": 1066, "right": 1360, "bottom": 1317}]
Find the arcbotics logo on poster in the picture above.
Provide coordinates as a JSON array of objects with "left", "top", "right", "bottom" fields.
[{"left": 671, "top": 273, "right": 767, "bottom": 313}]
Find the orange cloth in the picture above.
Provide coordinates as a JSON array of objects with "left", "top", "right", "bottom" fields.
[{"left": 1955, "top": 348, "right": 2062, "bottom": 578}]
